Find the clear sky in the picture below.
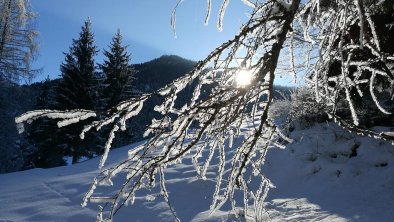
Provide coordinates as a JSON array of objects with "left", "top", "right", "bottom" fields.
[{"left": 30, "top": 0, "right": 251, "bottom": 82}]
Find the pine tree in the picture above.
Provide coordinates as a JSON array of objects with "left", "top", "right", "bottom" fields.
[
  {"left": 100, "top": 29, "right": 134, "bottom": 112},
  {"left": 56, "top": 18, "right": 98, "bottom": 110},
  {"left": 98, "top": 30, "right": 136, "bottom": 147},
  {"left": 55, "top": 18, "right": 100, "bottom": 164}
]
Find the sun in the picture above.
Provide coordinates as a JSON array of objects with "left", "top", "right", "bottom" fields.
[{"left": 235, "top": 69, "right": 253, "bottom": 87}]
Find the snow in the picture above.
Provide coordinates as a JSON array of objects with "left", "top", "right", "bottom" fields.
[
  {"left": 15, "top": 110, "right": 96, "bottom": 133},
  {"left": 1, "top": 123, "right": 394, "bottom": 221}
]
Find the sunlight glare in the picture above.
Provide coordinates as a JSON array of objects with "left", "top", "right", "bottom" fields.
[{"left": 235, "top": 69, "right": 253, "bottom": 87}]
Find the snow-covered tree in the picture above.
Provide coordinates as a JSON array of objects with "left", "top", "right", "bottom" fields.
[
  {"left": 0, "top": 0, "right": 38, "bottom": 82},
  {"left": 99, "top": 29, "right": 135, "bottom": 113},
  {"left": 16, "top": 0, "right": 394, "bottom": 221},
  {"left": 270, "top": 86, "right": 328, "bottom": 131},
  {"left": 54, "top": 18, "right": 101, "bottom": 164}
]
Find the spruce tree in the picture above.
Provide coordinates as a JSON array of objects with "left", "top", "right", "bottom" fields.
[
  {"left": 100, "top": 29, "right": 134, "bottom": 112},
  {"left": 57, "top": 19, "right": 98, "bottom": 110},
  {"left": 98, "top": 30, "right": 136, "bottom": 147},
  {"left": 55, "top": 19, "right": 100, "bottom": 164}
]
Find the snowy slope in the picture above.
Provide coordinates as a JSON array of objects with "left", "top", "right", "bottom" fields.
[
  {"left": 261, "top": 123, "right": 394, "bottom": 222},
  {"left": 1, "top": 123, "right": 394, "bottom": 221}
]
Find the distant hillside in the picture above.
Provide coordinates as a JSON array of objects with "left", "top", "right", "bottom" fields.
[
  {"left": 118, "top": 55, "right": 197, "bottom": 143},
  {"left": 132, "top": 55, "right": 293, "bottom": 98},
  {"left": 133, "top": 55, "right": 196, "bottom": 92}
]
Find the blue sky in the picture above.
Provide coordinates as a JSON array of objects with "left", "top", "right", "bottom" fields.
[{"left": 31, "top": 0, "right": 250, "bottom": 82}]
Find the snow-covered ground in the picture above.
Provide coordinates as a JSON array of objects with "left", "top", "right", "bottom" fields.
[{"left": 1, "top": 123, "right": 394, "bottom": 221}]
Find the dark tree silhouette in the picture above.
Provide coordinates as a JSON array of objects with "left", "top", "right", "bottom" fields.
[
  {"left": 99, "top": 30, "right": 134, "bottom": 112},
  {"left": 54, "top": 18, "right": 100, "bottom": 164}
]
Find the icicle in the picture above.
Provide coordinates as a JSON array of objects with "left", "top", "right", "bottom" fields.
[
  {"left": 217, "top": 0, "right": 229, "bottom": 32},
  {"left": 204, "top": 0, "right": 212, "bottom": 26},
  {"left": 159, "top": 167, "right": 180, "bottom": 222},
  {"left": 229, "top": 128, "right": 234, "bottom": 148},
  {"left": 82, "top": 178, "right": 98, "bottom": 207},
  {"left": 242, "top": 179, "right": 249, "bottom": 219},
  {"left": 99, "top": 125, "right": 119, "bottom": 168},
  {"left": 120, "top": 99, "right": 145, "bottom": 131},
  {"left": 210, "top": 139, "right": 225, "bottom": 210},
  {"left": 201, "top": 140, "right": 217, "bottom": 180},
  {"left": 345, "top": 87, "right": 359, "bottom": 126},
  {"left": 171, "top": 0, "right": 184, "bottom": 38},
  {"left": 192, "top": 144, "right": 205, "bottom": 176},
  {"left": 241, "top": 0, "right": 255, "bottom": 8}
]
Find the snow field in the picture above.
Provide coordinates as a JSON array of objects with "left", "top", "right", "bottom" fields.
[{"left": 0, "top": 123, "right": 393, "bottom": 221}]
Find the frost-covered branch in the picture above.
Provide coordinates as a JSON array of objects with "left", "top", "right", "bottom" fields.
[
  {"left": 15, "top": 0, "right": 394, "bottom": 221},
  {"left": 15, "top": 109, "right": 96, "bottom": 133},
  {"left": 301, "top": 0, "right": 394, "bottom": 138},
  {"left": 79, "top": 0, "right": 300, "bottom": 220}
]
